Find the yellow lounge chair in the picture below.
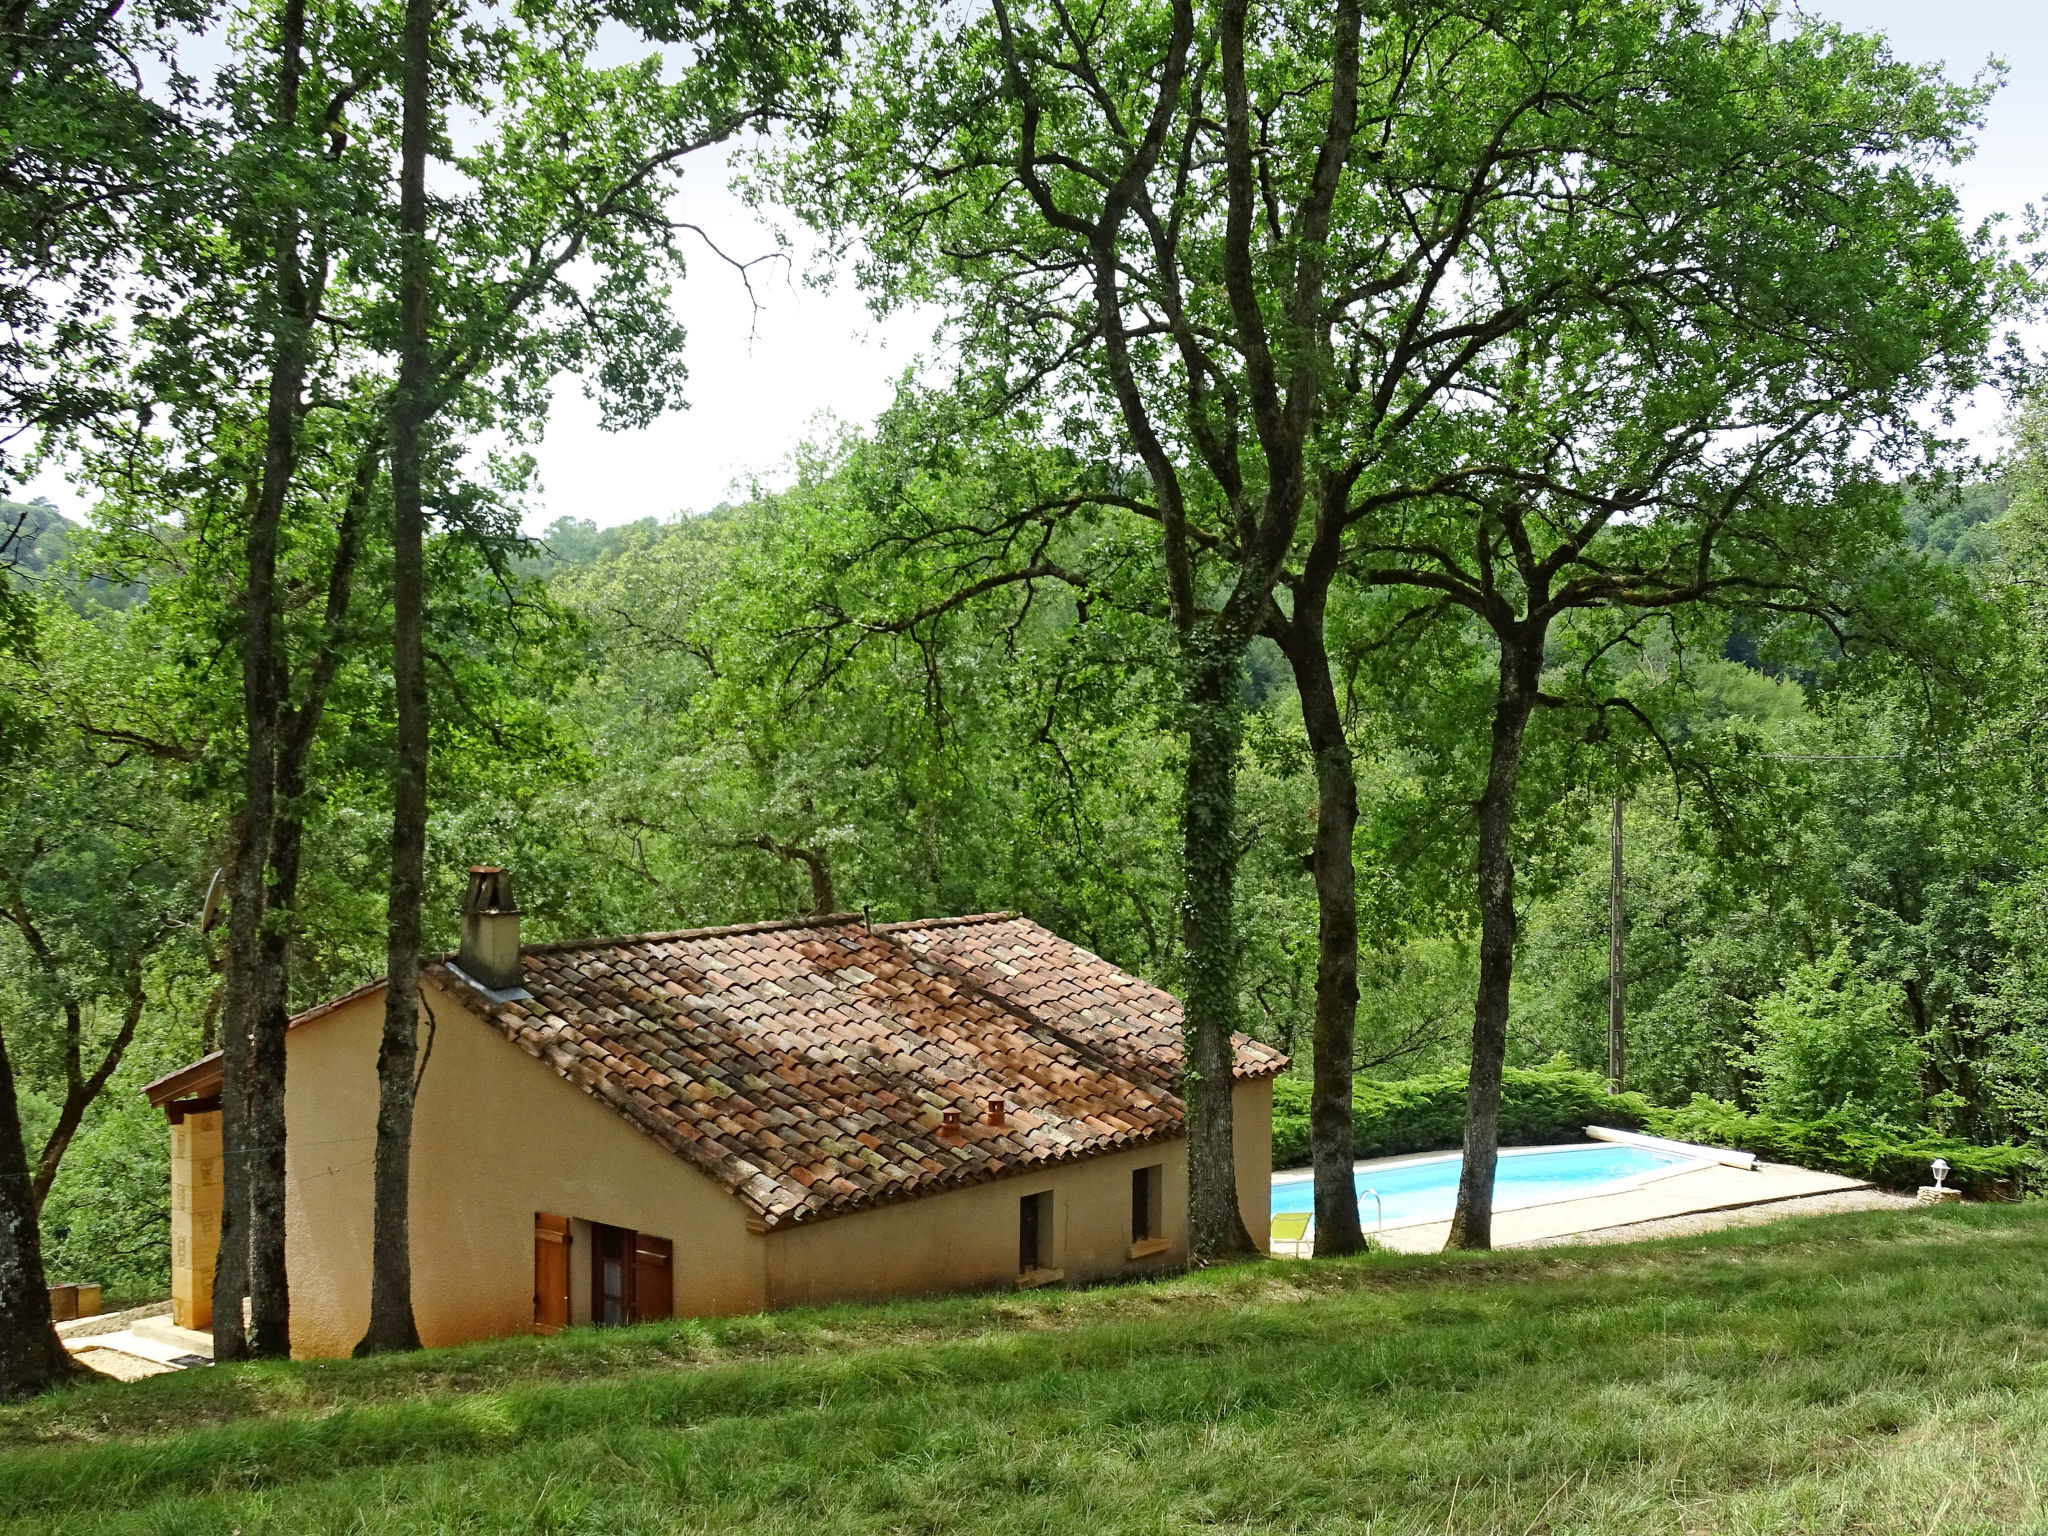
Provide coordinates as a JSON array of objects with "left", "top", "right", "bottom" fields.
[{"left": 1270, "top": 1212, "right": 1311, "bottom": 1245}]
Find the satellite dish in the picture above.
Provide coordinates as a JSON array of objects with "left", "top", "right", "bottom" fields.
[{"left": 200, "top": 868, "right": 225, "bottom": 934}]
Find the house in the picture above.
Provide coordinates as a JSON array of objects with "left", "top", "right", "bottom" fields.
[{"left": 143, "top": 869, "right": 1287, "bottom": 1358}]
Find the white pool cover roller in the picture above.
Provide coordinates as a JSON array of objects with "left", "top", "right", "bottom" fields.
[{"left": 1586, "top": 1124, "right": 1759, "bottom": 1172}]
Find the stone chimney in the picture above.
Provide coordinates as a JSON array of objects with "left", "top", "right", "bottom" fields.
[{"left": 457, "top": 865, "right": 522, "bottom": 991}]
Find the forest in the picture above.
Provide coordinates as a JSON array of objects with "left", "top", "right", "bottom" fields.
[{"left": 3, "top": 0, "right": 2045, "bottom": 1400}]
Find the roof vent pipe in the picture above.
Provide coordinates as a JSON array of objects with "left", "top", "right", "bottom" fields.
[
  {"left": 983, "top": 1096, "right": 1007, "bottom": 1129},
  {"left": 458, "top": 865, "right": 523, "bottom": 991},
  {"left": 937, "top": 1107, "right": 965, "bottom": 1144}
]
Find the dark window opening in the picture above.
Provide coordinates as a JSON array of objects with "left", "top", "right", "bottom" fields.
[
  {"left": 589, "top": 1222, "right": 673, "bottom": 1325},
  {"left": 1131, "top": 1164, "right": 1163, "bottom": 1242},
  {"left": 1019, "top": 1190, "right": 1051, "bottom": 1272},
  {"left": 593, "top": 1222, "right": 630, "bottom": 1326}
]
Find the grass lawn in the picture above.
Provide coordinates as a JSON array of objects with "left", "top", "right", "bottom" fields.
[{"left": 5, "top": 1202, "right": 2048, "bottom": 1534}]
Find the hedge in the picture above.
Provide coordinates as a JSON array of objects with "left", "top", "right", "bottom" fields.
[
  {"left": 1641, "top": 1097, "right": 2038, "bottom": 1196},
  {"left": 1270, "top": 1064, "right": 1650, "bottom": 1170}
]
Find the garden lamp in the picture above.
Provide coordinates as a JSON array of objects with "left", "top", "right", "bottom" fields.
[{"left": 1931, "top": 1158, "right": 1950, "bottom": 1192}]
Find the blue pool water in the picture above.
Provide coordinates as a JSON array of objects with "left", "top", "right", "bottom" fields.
[{"left": 1271, "top": 1143, "right": 1691, "bottom": 1229}]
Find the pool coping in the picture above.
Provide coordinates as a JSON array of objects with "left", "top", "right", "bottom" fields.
[{"left": 1271, "top": 1140, "right": 1719, "bottom": 1236}]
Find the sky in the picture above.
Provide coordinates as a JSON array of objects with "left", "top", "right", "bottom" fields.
[{"left": 16, "top": 1, "right": 2047, "bottom": 532}]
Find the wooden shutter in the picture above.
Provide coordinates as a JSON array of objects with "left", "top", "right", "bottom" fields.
[
  {"left": 630, "top": 1232, "right": 673, "bottom": 1322},
  {"left": 534, "top": 1213, "right": 571, "bottom": 1335}
]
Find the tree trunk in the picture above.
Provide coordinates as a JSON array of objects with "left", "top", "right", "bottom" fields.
[
  {"left": 0, "top": 1019, "right": 76, "bottom": 1399},
  {"left": 356, "top": 0, "right": 433, "bottom": 1356},
  {"left": 1445, "top": 635, "right": 1542, "bottom": 1251},
  {"left": 30, "top": 970, "right": 145, "bottom": 1210},
  {"left": 2, "top": 893, "right": 149, "bottom": 1214},
  {"left": 247, "top": 438, "right": 372, "bottom": 1353},
  {"left": 219, "top": 0, "right": 314, "bottom": 1362},
  {"left": 1608, "top": 792, "right": 1625, "bottom": 1093},
  {"left": 245, "top": 726, "right": 295, "bottom": 1355},
  {"left": 1179, "top": 631, "right": 1258, "bottom": 1263},
  {"left": 1271, "top": 595, "right": 1366, "bottom": 1256}
]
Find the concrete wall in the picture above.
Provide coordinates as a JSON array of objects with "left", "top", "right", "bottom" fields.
[
  {"left": 282, "top": 988, "right": 764, "bottom": 1358},
  {"left": 277, "top": 989, "right": 1281, "bottom": 1357}
]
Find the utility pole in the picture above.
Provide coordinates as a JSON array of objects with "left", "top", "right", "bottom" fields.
[{"left": 1607, "top": 791, "right": 1625, "bottom": 1092}]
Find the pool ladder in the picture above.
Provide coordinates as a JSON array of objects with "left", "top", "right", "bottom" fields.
[{"left": 1360, "top": 1187, "right": 1383, "bottom": 1233}]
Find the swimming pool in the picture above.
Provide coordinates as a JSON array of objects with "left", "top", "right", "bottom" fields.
[{"left": 1271, "top": 1143, "right": 1698, "bottom": 1231}]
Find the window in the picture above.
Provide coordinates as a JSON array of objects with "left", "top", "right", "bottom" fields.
[
  {"left": 1019, "top": 1190, "right": 1053, "bottom": 1274},
  {"left": 1131, "top": 1165, "right": 1163, "bottom": 1242},
  {"left": 593, "top": 1223, "right": 631, "bottom": 1326},
  {"left": 588, "top": 1222, "right": 674, "bottom": 1326}
]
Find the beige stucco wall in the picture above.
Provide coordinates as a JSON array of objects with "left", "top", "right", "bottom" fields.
[
  {"left": 168, "top": 1108, "right": 222, "bottom": 1330},
  {"left": 283, "top": 986, "right": 764, "bottom": 1358},
  {"left": 1234, "top": 1075, "right": 1274, "bottom": 1250},
  {"left": 278, "top": 989, "right": 1281, "bottom": 1356},
  {"left": 765, "top": 1137, "right": 1188, "bottom": 1308},
  {"left": 764, "top": 1075, "right": 1275, "bottom": 1307}
]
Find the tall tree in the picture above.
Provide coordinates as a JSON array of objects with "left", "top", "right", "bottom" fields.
[
  {"left": 1343, "top": 52, "right": 2017, "bottom": 1240},
  {"left": 358, "top": 0, "right": 435, "bottom": 1356},
  {"left": 787, "top": 0, "right": 2005, "bottom": 1256},
  {"left": 212, "top": 0, "right": 330, "bottom": 1362},
  {"left": 789, "top": 0, "right": 1396, "bottom": 1258},
  {"left": 0, "top": 0, "right": 206, "bottom": 1400},
  {"left": 353, "top": 0, "right": 849, "bottom": 1350},
  {"left": 1228, "top": 0, "right": 2025, "bottom": 1256}
]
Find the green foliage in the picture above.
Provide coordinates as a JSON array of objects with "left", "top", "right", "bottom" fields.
[
  {"left": 1271, "top": 1064, "right": 1651, "bottom": 1171},
  {"left": 0, "top": 0, "right": 206, "bottom": 483},
  {"left": 0, "top": 500, "right": 70, "bottom": 579},
  {"left": 1644, "top": 1099, "right": 2035, "bottom": 1196},
  {"left": 1744, "top": 946, "right": 1926, "bottom": 1122},
  {"left": 35, "top": 1081, "right": 173, "bottom": 1302}
]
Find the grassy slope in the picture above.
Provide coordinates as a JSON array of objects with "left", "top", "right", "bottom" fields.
[{"left": 4, "top": 1204, "right": 2048, "bottom": 1534}]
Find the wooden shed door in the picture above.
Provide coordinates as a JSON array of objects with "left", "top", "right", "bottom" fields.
[
  {"left": 631, "top": 1233, "right": 673, "bottom": 1322},
  {"left": 534, "top": 1213, "right": 571, "bottom": 1334}
]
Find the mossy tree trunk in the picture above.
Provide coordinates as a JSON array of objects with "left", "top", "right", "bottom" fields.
[{"left": 1178, "top": 632, "right": 1259, "bottom": 1261}]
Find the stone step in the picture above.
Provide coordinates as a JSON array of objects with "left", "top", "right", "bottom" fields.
[{"left": 130, "top": 1316, "right": 216, "bottom": 1359}]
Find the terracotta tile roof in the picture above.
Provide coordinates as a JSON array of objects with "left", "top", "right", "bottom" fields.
[
  {"left": 427, "top": 916, "right": 1190, "bottom": 1229},
  {"left": 881, "top": 913, "right": 1289, "bottom": 1084}
]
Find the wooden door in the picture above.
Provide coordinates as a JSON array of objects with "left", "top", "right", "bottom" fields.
[
  {"left": 533, "top": 1213, "right": 571, "bottom": 1335},
  {"left": 630, "top": 1233, "right": 673, "bottom": 1322}
]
